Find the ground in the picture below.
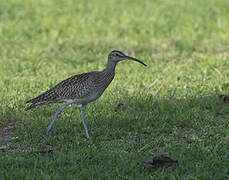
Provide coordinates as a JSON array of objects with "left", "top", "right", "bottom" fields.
[{"left": 0, "top": 0, "right": 229, "bottom": 179}]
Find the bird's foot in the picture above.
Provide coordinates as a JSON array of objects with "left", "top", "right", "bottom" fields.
[
  {"left": 86, "top": 134, "right": 90, "bottom": 139},
  {"left": 46, "top": 126, "right": 52, "bottom": 136}
]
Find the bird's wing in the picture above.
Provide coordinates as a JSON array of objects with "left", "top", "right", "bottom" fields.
[{"left": 26, "top": 72, "right": 94, "bottom": 105}]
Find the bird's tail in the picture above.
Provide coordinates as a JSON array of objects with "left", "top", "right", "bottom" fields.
[
  {"left": 24, "top": 103, "right": 37, "bottom": 111},
  {"left": 24, "top": 100, "right": 47, "bottom": 111},
  {"left": 24, "top": 89, "right": 56, "bottom": 111}
]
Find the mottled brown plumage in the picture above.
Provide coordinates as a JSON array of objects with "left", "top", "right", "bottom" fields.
[
  {"left": 25, "top": 50, "right": 146, "bottom": 138},
  {"left": 25, "top": 71, "right": 114, "bottom": 110}
]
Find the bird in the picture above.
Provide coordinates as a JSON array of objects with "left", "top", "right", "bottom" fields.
[{"left": 25, "top": 50, "right": 147, "bottom": 139}]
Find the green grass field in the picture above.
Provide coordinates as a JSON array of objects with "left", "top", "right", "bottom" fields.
[{"left": 1, "top": 0, "right": 229, "bottom": 179}]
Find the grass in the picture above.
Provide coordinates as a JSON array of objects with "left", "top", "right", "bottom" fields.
[{"left": 0, "top": 0, "right": 229, "bottom": 179}]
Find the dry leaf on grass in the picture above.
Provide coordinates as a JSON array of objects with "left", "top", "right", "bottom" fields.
[
  {"left": 219, "top": 95, "right": 229, "bottom": 103},
  {"left": 35, "top": 149, "right": 54, "bottom": 155},
  {"left": 114, "top": 102, "right": 124, "bottom": 112},
  {"left": 139, "top": 154, "right": 178, "bottom": 170}
]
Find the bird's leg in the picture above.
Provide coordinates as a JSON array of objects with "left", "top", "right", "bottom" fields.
[
  {"left": 82, "top": 106, "right": 90, "bottom": 139},
  {"left": 46, "top": 103, "right": 71, "bottom": 135}
]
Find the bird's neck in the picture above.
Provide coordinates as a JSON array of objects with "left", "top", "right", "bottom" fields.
[{"left": 105, "top": 60, "right": 117, "bottom": 72}]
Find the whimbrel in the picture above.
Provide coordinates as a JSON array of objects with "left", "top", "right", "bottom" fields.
[{"left": 25, "top": 50, "right": 147, "bottom": 139}]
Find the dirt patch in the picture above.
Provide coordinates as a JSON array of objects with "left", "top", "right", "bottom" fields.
[{"left": 0, "top": 122, "right": 15, "bottom": 147}]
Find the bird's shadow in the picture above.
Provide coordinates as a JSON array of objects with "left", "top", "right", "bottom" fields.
[
  {"left": 89, "top": 94, "right": 228, "bottom": 137},
  {"left": 1, "top": 93, "right": 228, "bottom": 149}
]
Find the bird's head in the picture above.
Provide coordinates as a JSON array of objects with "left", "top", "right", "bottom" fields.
[{"left": 108, "top": 50, "right": 147, "bottom": 66}]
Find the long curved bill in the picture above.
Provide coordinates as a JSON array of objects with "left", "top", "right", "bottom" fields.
[{"left": 124, "top": 56, "right": 147, "bottom": 66}]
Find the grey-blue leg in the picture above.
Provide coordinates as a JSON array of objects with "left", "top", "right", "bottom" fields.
[
  {"left": 82, "top": 106, "right": 90, "bottom": 139},
  {"left": 46, "top": 103, "right": 71, "bottom": 135}
]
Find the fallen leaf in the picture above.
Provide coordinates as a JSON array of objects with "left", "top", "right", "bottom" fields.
[
  {"left": 114, "top": 102, "right": 124, "bottom": 112},
  {"left": 140, "top": 154, "right": 178, "bottom": 170},
  {"left": 219, "top": 95, "right": 229, "bottom": 103},
  {"left": 35, "top": 149, "right": 53, "bottom": 155}
]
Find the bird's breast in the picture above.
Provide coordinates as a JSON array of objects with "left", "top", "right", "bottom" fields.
[{"left": 73, "top": 91, "right": 102, "bottom": 105}]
